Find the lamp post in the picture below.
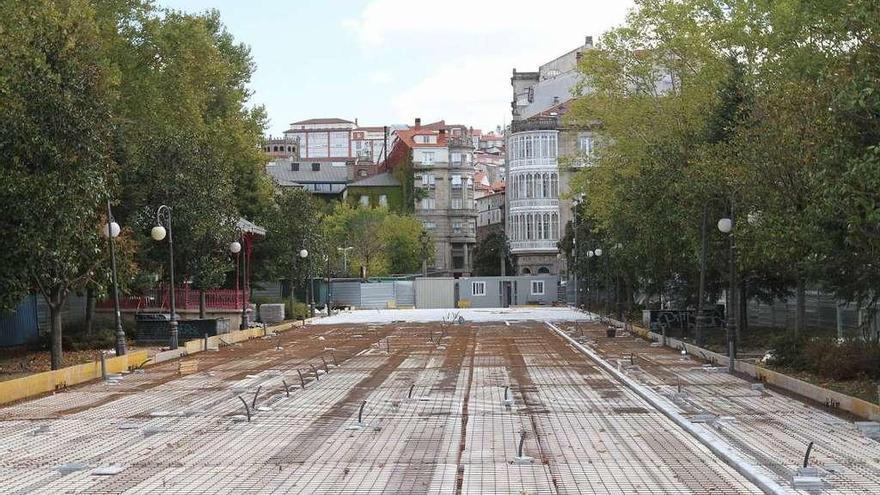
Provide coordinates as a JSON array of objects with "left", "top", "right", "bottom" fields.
[
  {"left": 586, "top": 250, "right": 594, "bottom": 312},
  {"left": 299, "top": 248, "right": 313, "bottom": 317},
  {"left": 337, "top": 246, "right": 353, "bottom": 275},
  {"left": 229, "top": 238, "right": 247, "bottom": 330},
  {"left": 593, "top": 248, "right": 603, "bottom": 312},
  {"left": 151, "top": 205, "right": 177, "bottom": 350},
  {"left": 717, "top": 210, "right": 737, "bottom": 374},
  {"left": 103, "top": 201, "right": 126, "bottom": 356}
]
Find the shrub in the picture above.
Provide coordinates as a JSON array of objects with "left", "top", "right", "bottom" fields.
[
  {"left": 804, "top": 338, "right": 880, "bottom": 381},
  {"left": 766, "top": 332, "right": 809, "bottom": 370},
  {"left": 288, "top": 301, "right": 309, "bottom": 320},
  {"left": 61, "top": 316, "right": 118, "bottom": 351}
]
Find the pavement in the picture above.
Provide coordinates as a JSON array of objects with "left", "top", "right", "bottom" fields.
[{"left": 0, "top": 308, "right": 878, "bottom": 494}]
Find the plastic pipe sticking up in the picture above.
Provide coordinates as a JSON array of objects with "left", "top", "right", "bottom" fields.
[
  {"left": 331, "top": 351, "right": 337, "bottom": 366},
  {"left": 408, "top": 384, "right": 415, "bottom": 399},
  {"left": 803, "top": 441, "right": 814, "bottom": 468},
  {"left": 321, "top": 356, "right": 329, "bottom": 372},
  {"left": 310, "top": 364, "right": 319, "bottom": 381},
  {"left": 517, "top": 431, "right": 526, "bottom": 458},
  {"left": 237, "top": 396, "right": 251, "bottom": 422},
  {"left": 297, "top": 369, "right": 306, "bottom": 389},
  {"left": 251, "top": 386, "right": 262, "bottom": 409},
  {"left": 282, "top": 380, "right": 290, "bottom": 397},
  {"left": 358, "top": 400, "right": 367, "bottom": 424}
]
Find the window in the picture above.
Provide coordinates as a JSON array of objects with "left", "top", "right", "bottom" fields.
[
  {"left": 359, "top": 195, "right": 369, "bottom": 206},
  {"left": 423, "top": 221, "right": 436, "bottom": 229},
  {"left": 311, "top": 162, "right": 321, "bottom": 171},
  {"left": 531, "top": 280, "right": 545, "bottom": 295},
  {"left": 420, "top": 197, "right": 435, "bottom": 209},
  {"left": 578, "top": 135, "right": 594, "bottom": 154},
  {"left": 451, "top": 174, "right": 462, "bottom": 188},
  {"left": 421, "top": 151, "right": 435, "bottom": 164},
  {"left": 358, "top": 169, "right": 368, "bottom": 177},
  {"left": 379, "top": 194, "right": 388, "bottom": 206},
  {"left": 472, "top": 281, "right": 486, "bottom": 296},
  {"left": 452, "top": 222, "right": 462, "bottom": 233},
  {"left": 420, "top": 174, "right": 436, "bottom": 187},
  {"left": 451, "top": 198, "right": 462, "bottom": 209},
  {"left": 291, "top": 162, "right": 300, "bottom": 172}
]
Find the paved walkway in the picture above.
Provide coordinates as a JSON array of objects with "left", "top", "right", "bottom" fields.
[
  {"left": 1, "top": 318, "right": 762, "bottom": 494},
  {"left": 560, "top": 320, "right": 880, "bottom": 494}
]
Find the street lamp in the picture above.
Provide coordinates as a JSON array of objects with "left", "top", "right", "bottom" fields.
[
  {"left": 151, "top": 205, "right": 178, "bottom": 350},
  {"left": 718, "top": 211, "right": 737, "bottom": 374},
  {"left": 103, "top": 201, "right": 126, "bottom": 356},
  {"left": 592, "top": 248, "right": 603, "bottom": 311},
  {"left": 229, "top": 238, "right": 248, "bottom": 330},
  {"left": 299, "top": 248, "right": 313, "bottom": 317},
  {"left": 337, "top": 246, "right": 353, "bottom": 274}
]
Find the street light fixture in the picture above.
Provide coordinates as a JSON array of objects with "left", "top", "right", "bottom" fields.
[
  {"left": 103, "top": 201, "right": 126, "bottom": 357},
  {"left": 152, "top": 205, "right": 178, "bottom": 350}
]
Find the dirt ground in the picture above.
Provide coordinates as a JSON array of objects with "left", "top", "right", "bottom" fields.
[{"left": 0, "top": 344, "right": 160, "bottom": 382}]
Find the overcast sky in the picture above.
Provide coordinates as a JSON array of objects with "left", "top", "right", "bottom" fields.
[{"left": 158, "top": 0, "right": 635, "bottom": 134}]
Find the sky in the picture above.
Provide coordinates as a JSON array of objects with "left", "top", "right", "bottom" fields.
[{"left": 158, "top": 0, "right": 635, "bottom": 135}]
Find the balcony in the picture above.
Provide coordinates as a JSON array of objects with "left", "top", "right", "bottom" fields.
[
  {"left": 511, "top": 116, "right": 560, "bottom": 133},
  {"left": 510, "top": 239, "right": 558, "bottom": 253},
  {"left": 509, "top": 198, "right": 559, "bottom": 210}
]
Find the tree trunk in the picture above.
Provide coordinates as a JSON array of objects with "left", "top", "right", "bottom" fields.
[
  {"left": 48, "top": 286, "right": 66, "bottom": 370},
  {"left": 795, "top": 275, "right": 806, "bottom": 336},
  {"left": 84, "top": 286, "right": 95, "bottom": 336},
  {"left": 199, "top": 290, "right": 206, "bottom": 319},
  {"left": 739, "top": 283, "right": 748, "bottom": 335}
]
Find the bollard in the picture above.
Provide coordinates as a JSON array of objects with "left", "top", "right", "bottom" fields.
[
  {"left": 321, "top": 356, "right": 329, "bottom": 372},
  {"left": 310, "top": 364, "right": 319, "bottom": 381},
  {"left": 252, "top": 386, "right": 262, "bottom": 409},
  {"left": 503, "top": 386, "right": 513, "bottom": 407},
  {"left": 386, "top": 337, "right": 391, "bottom": 353},
  {"left": 282, "top": 380, "right": 290, "bottom": 397},
  {"left": 331, "top": 351, "right": 338, "bottom": 366},
  {"left": 358, "top": 400, "right": 367, "bottom": 424},
  {"left": 630, "top": 353, "right": 635, "bottom": 366},
  {"left": 408, "top": 384, "right": 415, "bottom": 399},
  {"left": 297, "top": 369, "right": 306, "bottom": 389},
  {"left": 100, "top": 352, "right": 107, "bottom": 381},
  {"left": 204, "top": 333, "right": 208, "bottom": 352},
  {"left": 237, "top": 396, "right": 251, "bottom": 422}
]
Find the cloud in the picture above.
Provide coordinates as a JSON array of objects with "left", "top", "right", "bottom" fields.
[
  {"left": 347, "top": 0, "right": 635, "bottom": 129},
  {"left": 368, "top": 70, "right": 394, "bottom": 85}
]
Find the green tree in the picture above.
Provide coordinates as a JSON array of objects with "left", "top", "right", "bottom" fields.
[
  {"left": 472, "top": 225, "right": 513, "bottom": 276},
  {"left": 0, "top": 0, "right": 117, "bottom": 368}
]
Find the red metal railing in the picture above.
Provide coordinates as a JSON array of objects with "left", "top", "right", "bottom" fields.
[{"left": 96, "top": 286, "right": 248, "bottom": 311}]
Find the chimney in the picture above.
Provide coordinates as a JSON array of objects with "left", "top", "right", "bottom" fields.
[
  {"left": 553, "top": 96, "right": 560, "bottom": 104},
  {"left": 585, "top": 35, "right": 593, "bottom": 47},
  {"left": 355, "top": 118, "right": 358, "bottom": 126},
  {"left": 439, "top": 128, "right": 446, "bottom": 137},
  {"left": 414, "top": 117, "right": 421, "bottom": 129}
]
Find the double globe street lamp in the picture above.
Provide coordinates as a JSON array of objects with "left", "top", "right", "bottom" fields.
[
  {"left": 229, "top": 238, "right": 249, "bottom": 330},
  {"left": 299, "top": 248, "right": 314, "bottom": 318}
]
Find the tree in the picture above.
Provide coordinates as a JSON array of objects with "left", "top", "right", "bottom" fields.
[
  {"left": 262, "top": 188, "right": 323, "bottom": 305},
  {"left": 323, "top": 203, "right": 432, "bottom": 277},
  {"left": 0, "top": 0, "right": 117, "bottom": 368},
  {"left": 473, "top": 226, "right": 514, "bottom": 276}
]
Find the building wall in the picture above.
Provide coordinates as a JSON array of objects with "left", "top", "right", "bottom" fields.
[
  {"left": 457, "top": 276, "right": 559, "bottom": 307},
  {"left": 345, "top": 185, "right": 405, "bottom": 212},
  {"left": 413, "top": 143, "right": 476, "bottom": 277}
]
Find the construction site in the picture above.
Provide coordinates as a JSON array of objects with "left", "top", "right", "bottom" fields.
[{"left": 1, "top": 307, "right": 880, "bottom": 494}]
